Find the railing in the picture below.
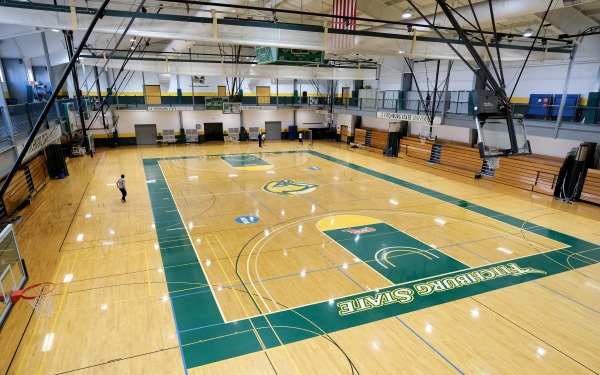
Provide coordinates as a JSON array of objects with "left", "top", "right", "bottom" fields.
[
  {"left": 23, "top": 93, "right": 598, "bottom": 126},
  {"left": 512, "top": 103, "right": 599, "bottom": 124}
]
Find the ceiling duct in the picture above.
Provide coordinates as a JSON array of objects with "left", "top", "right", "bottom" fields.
[
  {"left": 412, "top": 0, "right": 598, "bottom": 30},
  {"left": 160, "top": 1, "right": 246, "bottom": 84},
  {"left": 159, "top": 73, "right": 171, "bottom": 91}
]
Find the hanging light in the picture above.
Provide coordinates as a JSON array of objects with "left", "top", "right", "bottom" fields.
[
  {"left": 402, "top": 8, "right": 412, "bottom": 19},
  {"left": 523, "top": 27, "right": 533, "bottom": 38}
]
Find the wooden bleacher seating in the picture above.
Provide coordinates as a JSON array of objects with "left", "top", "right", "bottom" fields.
[
  {"left": 483, "top": 155, "right": 562, "bottom": 195},
  {"left": 581, "top": 168, "right": 600, "bottom": 205},
  {"left": 435, "top": 144, "right": 482, "bottom": 178},
  {"left": 398, "top": 135, "right": 433, "bottom": 162},
  {"left": 352, "top": 128, "right": 389, "bottom": 154}
]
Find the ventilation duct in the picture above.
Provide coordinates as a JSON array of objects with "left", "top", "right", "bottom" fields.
[{"left": 159, "top": 73, "right": 171, "bottom": 91}]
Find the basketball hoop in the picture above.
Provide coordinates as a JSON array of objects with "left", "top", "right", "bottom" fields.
[
  {"left": 10, "top": 282, "right": 56, "bottom": 319},
  {"left": 485, "top": 157, "right": 500, "bottom": 170}
]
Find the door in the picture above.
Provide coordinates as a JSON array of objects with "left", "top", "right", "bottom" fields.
[
  {"left": 204, "top": 122, "right": 224, "bottom": 142},
  {"left": 265, "top": 121, "right": 282, "bottom": 140},
  {"left": 134, "top": 124, "right": 157, "bottom": 145},
  {"left": 340, "top": 125, "right": 348, "bottom": 142},
  {"left": 342, "top": 87, "right": 350, "bottom": 105},
  {"left": 257, "top": 86, "right": 271, "bottom": 104},
  {"left": 144, "top": 85, "right": 161, "bottom": 105},
  {"left": 218, "top": 86, "right": 226, "bottom": 96}
]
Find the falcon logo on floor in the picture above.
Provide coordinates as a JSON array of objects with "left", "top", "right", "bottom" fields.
[
  {"left": 235, "top": 216, "right": 259, "bottom": 224},
  {"left": 263, "top": 180, "right": 318, "bottom": 195}
]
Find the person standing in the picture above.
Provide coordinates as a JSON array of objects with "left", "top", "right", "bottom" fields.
[
  {"left": 298, "top": 131, "right": 303, "bottom": 147},
  {"left": 117, "top": 174, "right": 127, "bottom": 203},
  {"left": 258, "top": 133, "right": 262, "bottom": 147},
  {"left": 261, "top": 132, "right": 266, "bottom": 146}
]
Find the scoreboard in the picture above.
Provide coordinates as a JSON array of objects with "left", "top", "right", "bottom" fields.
[{"left": 255, "top": 47, "right": 324, "bottom": 65}]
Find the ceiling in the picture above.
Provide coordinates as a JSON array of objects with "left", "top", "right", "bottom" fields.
[{"left": 0, "top": 0, "right": 598, "bottom": 79}]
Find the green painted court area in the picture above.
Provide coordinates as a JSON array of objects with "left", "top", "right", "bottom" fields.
[
  {"left": 143, "top": 152, "right": 600, "bottom": 371},
  {"left": 221, "top": 154, "right": 272, "bottom": 168},
  {"left": 323, "top": 222, "right": 468, "bottom": 284}
]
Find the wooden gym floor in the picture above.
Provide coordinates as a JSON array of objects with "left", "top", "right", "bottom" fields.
[{"left": 1, "top": 139, "right": 600, "bottom": 374}]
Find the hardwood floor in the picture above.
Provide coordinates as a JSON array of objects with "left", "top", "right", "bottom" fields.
[{"left": 1, "top": 140, "right": 599, "bottom": 374}]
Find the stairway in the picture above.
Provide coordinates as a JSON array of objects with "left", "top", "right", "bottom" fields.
[
  {"left": 481, "top": 159, "right": 496, "bottom": 177},
  {"left": 429, "top": 143, "right": 443, "bottom": 163},
  {"left": 365, "top": 131, "right": 372, "bottom": 147}
]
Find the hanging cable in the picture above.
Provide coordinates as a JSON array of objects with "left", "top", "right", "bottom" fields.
[
  {"left": 404, "top": 0, "right": 497, "bottom": 95},
  {"left": 488, "top": 0, "right": 506, "bottom": 88},
  {"left": 404, "top": 58, "right": 433, "bottom": 123},
  {"left": 467, "top": 0, "right": 502, "bottom": 89},
  {"left": 509, "top": 0, "right": 555, "bottom": 101}
]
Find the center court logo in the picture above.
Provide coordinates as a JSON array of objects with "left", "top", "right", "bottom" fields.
[
  {"left": 263, "top": 179, "right": 318, "bottom": 195},
  {"left": 342, "top": 227, "right": 376, "bottom": 235}
]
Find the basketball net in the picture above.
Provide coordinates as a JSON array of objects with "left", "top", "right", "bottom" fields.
[
  {"left": 485, "top": 157, "right": 500, "bottom": 170},
  {"left": 10, "top": 282, "right": 55, "bottom": 319}
]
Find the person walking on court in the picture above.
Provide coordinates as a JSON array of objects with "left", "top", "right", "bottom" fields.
[
  {"left": 261, "top": 132, "right": 266, "bottom": 146},
  {"left": 117, "top": 174, "right": 127, "bottom": 203},
  {"left": 298, "top": 132, "right": 303, "bottom": 147}
]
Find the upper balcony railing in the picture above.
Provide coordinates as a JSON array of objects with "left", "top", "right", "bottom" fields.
[{"left": 3, "top": 92, "right": 596, "bottom": 147}]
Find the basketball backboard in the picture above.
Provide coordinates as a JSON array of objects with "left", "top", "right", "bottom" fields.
[{"left": 475, "top": 114, "right": 531, "bottom": 158}]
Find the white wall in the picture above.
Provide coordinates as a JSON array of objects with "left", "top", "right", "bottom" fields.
[
  {"left": 527, "top": 135, "right": 581, "bottom": 158},
  {"left": 110, "top": 108, "right": 329, "bottom": 134},
  {"left": 76, "top": 55, "right": 600, "bottom": 101},
  {"left": 181, "top": 111, "right": 241, "bottom": 132},
  {"left": 243, "top": 109, "right": 294, "bottom": 131},
  {"left": 336, "top": 113, "right": 354, "bottom": 134},
  {"left": 504, "top": 59, "right": 600, "bottom": 99},
  {"left": 112, "top": 110, "right": 179, "bottom": 135},
  {"left": 362, "top": 116, "right": 396, "bottom": 131},
  {"left": 297, "top": 110, "right": 327, "bottom": 129}
]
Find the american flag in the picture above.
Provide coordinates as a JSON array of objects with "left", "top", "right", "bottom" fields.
[{"left": 332, "top": 0, "right": 356, "bottom": 49}]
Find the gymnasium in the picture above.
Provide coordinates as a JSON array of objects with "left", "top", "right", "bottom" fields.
[{"left": 0, "top": 0, "right": 600, "bottom": 373}]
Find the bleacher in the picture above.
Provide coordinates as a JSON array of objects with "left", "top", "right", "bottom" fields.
[
  {"left": 581, "top": 168, "right": 600, "bottom": 205},
  {"left": 353, "top": 128, "right": 389, "bottom": 154},
  {"left": 435, "top": 144, "right": 483, "bottom": 178},
  {"left": 360, "top": 134, "right": 596, "bottom": 202},
  {"left": 482, "top": 155, "right": 562, "bottom": 194},
  {"left": 398, "top": 135, "right": 434, "bottom": 161}
]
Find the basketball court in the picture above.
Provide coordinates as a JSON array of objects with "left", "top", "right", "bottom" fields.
[{"left": 2, "top": 140, "right": 600, "bottom": 374}]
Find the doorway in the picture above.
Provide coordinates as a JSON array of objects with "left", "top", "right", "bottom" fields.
[
  {"left": 264, "top": 121, "right": 282, "bottom": 140},
  {"left": 134, "top": 124, "right": 157, "bottom": 145},
  {"left": 218, "top": 86, "right": 226, "bottom": 96},
  {"left": 257, "top": 86, "right": 271, "bottom": 104},
  {"left": 204, "top": 122, "right": 224, "bottom": 142},
  {"left": 342, "top": 87, "right": 350, "bottom": 105}
]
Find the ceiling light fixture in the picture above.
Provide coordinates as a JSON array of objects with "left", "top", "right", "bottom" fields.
[
  {"left": 402, "top": 8, "right": 412, "bottom": 19},
  {"left": 523, "top": 27, "right": 533, "bottom": 38},
  {"left": 51, "top": 29, "right": 60, "bottom": 32}
]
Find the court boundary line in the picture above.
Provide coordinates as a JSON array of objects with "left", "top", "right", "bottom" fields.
[
  {"left": 158, "top": 161, "right": 227, "bottom": 322},
  {"left": 143, "top": 149, "right": 600, "bottom": 370}
]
